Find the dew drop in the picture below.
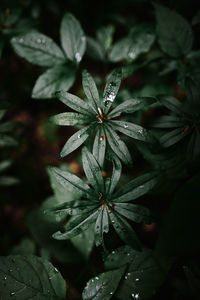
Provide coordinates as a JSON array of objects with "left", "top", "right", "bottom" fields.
[
  {"left": 75, "top": 52, "right": 81, "bottom": 63},
  {"left": 10, "top": 292, "right": 15, "bottom": 297},
  {"left": 37, "top": 38, "right": 42, "bottom": 43},
  {"left": 78, "top": 134, "right": 81, "bottom": 139},
  {"left": 19, "top": 38, "right": 24, "bottom": 43},
  {"left": 127, "top": 272, "right": 131, "bottom": 276},
  {"left": 4, "top": 276, "right": 7, "bottom": 280},
  {"left": 125, "top": 276, "right": 128, "bottom": 280},
  {"left": 81, "top": 36, "right": 86, "bottom": 42},
  {"left": 100, "top": 136, "right": 104, "bottom": 141},
  {"left": 138, "top": 129, "right": 143, "bottom": 134},
  {"left": 112, "top": 251, "right": 115, "bottom": 254},
  {"left": 91, "top": 279, "right": 94, "bottom": 282},
  {"left": 95, "top": 276, "right": 99, "bottom": 280},
  {"left": 9, "top": 269, "right": 13, "bottom": 273},
  {"left": 110, "top": 292, "right": 113, "bottom": 295},
  {"left": 128, "top": 49, "right": 136, "bottom": 60},
  {"left": 127, "top": 253, "right": 130, "bottom": 256},
  {"left": 111, "top": 220, "right": 115, "bottom": 224},
  {"left": 124, "top": 124, "right": 128, "bottom": 128},
  {"left": 54, "top": 267, "right": 59, "bottom": 273},
  {"left": 135, "top": 278, "right": 139, "bottom": 282}
]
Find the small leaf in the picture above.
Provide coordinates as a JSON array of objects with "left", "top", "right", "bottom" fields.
[
  {"left": 109, "top": 37, "right": 132, "bottom": 63},
  {"left": 32, "top": 65, "right": 76, "bottom": 99},
  {"left": 82, "top": 267, "right": 125, "bottom": 300},
  {"left": 60, "top": 125, "right": 92, "bottom": 157},
  {"left": 160, "top": 127, "right": 187, "bottom": 147},
  {"left": 82, "top": 70, "right": 100, "bottom": 111},
  {"left": 71, "top": 225, "right": 95, "bottom": 259},
  {"left": 0, "top": 176, "right": 19, "bottom": 186},
  {"left": 150, "top": 115, "right": 184, "bottom": 128},
  {"left": 95, "top": 210, "right": 104, "bottom": 246},
  {"left": 0, "top": 160, "right": 12, "bottom": 173},
  {"left": 157, "top": 95, "right": 185, "bottom": 115},
  {"left": 109, "top": 211, "right": 142, "bottom": 250},
  {"left": 112, "top": 172, "right": 157, "bottom": 203},
  {"left": 103, "top": 68, "right": 122, "bottom": 114},
  {"left": 56, "top": 91, "right": 94, "bottom": 115},
  {"left": 86, "top": 36, "right": 105, "bottom": 61},
  {"left": 96, "top": 24, "right": 115, "bottom": 52},
  {"left": 11, "top": 32, "right": 66, "bottom": 66},
  {"left": 105, "top": 124, "right": 132, "bottom": 165},
  {"left": 92, "top": 126, "right": 106, "bottom": 168},
  {"left": 60, "top": 13, "right": 86, "bottom": 64},
  {"left": 82, "top": 147, "right": 104, "bottom": 193},
  {"left": 0, "top": 135, "right": 17, "bottom": 147},
  {"left": 49, "top": 112, "right": 91, "bottom": 126},
  {"left": 110, "top": 120, "right": 153, "bottom": 143},
  {"left": 154, "top": 3, "right": 194, "bottom": 57},
  {"left": 0, "top": 255, "right": 66, "bottom": 299},
  {"left": 108, "top": 155, "right": 122, "bottom": 194},
  {"left": 187, "top": 129, "right": 200, "bottom": 161}
]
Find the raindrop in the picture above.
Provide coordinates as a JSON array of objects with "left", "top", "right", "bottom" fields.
[
  {"left": 19, "top": 38, "right": 24, "bottom": 43},
  {"left": 124, "top": 124, "right": 128, "bottom": 128},
  {"left": 10, "top": 292, "right": 15, "bottom": 297},
  {"left": 138, "top": 129, "right": 143, "bottom": 134},
  {"left": 135, "top": 293, "right": 139, "bottom": 299},
  {"left": 78, "top": 134, "right": 81, "bottom": 139},
  {"left": 4, "top": 276, "right": 7, "bottom": 280},
  {"left": 111, "top": 220, "right": 115, "bottom": 224},
  {"left": 127, "top": 253, "right": 130, "bottom": 256},
  {"left": 9, "top": 269, "right": 13, "bottom": 273},
  {"left": 127, "top": 272, "right": 131, "bottom": 276},
  {"left": 81, "top": 36, "right": 86, "bottom": 42},
  {"left": 95, "top": 277, "right": 99, "bottom": 280},
  {"left": 110, "top": 292, "right": 113, "bottom": 295},
  {"left": 54, "top": 267, "right": 59, "bottom": 273},
  {"left": 135, "top": 278, "right": 139, "bottom": 282},
  {"left": 75, "top": 52, "right": 81, "bottom": 63},
  {"left": 139, "top": 185, "right": 144, "bottom": 189},
  {"left": 91, "top": 279, "right": 94, "bottom": 283},
  {"left": 128, "top": 49, "right": 136, "bottom": 60},
  {"left": 112, "top": 251, "right": 115, "bottom": 254},
  {"left": 125, "top": 276, "right": 128, "bottom": 280},
  {"left": 100, "top": 136, "right": 104, "bottom": 141},
  {"left": 37, "top": 38, "right": 42, "bottom": 43},
  {"left": 42, "top": 39, "right": 46, "bottom": 44}
]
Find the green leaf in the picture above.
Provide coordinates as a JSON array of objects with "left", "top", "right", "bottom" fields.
[
  {"left": 0, "top": 255, "right": 66, "bottom": 299},
  {"left": 82, "top": 147, "right": 104, "bottom": 193},
  {"left": 49, "top": 112, "right": 91, "bottom": 126},
  {"left": 110, "top": 120, "right": 153, "bottom": 143},
  {"left": 109, "top": 97, "right": 156, "bottom": 118},
  {"left": 112, "top": 172, "right": 157, "bottom": 203},
  {"left": 105, "top": 246, "right": 172, "bottom": 300},
  {"left": 0, "top": 160, "right": 12, "bottom": 173},
  {"left": 114, "top": 203, "right": 153, "bottom": 224},
  {"left": 32, "top": 65, "right": 76, "bottom": 99},
  {"left": 108, "top": 155, "right": 122, "bottom": 194},
  {"left": 187, "top": 129, "right": 200, "bottom": 161},
  {"left": 150, "top": 115, "right": 184, "bottom": 128},
  {"left": 53, "top": 209, "right": 99, "bottom": 240},
  {"left": 48, "top": 166, "right": 92, "bottom": 197},
  {"left": 11, "top": 32, "right": 66, "bottom": 66},
  {"left": 0, "top": 121, "right": 16, "bottom": 133},
  {"left": 154, "top": 3, "right": 194, "bottom": 58},
  {"left": 71, "top": 224, "right": 95, "bottom": 259},
  {"left": 156, "top": 173, "right": 200, "bottom": 255},
  {"left": 60, "top": 125, "right": 92, "bottom": 157},
  {"left": 157, "top": 95, "right": 184, "bottom": 115},
  {"left": 159, "top": 127, "right": 186, "bottom": 147},
  {"left": 109, "top": 24, "right": 155, "bottom": 62},
  {"left": 82, "top": 69, "right": 100, "bottom": 111},
  {"left": 105, "top": 124, "right": 132, "bottom": 165},
  {"left": 60, "top": 12, "right": 86, "bottom": 64},
  {"left": 92, "top": 126, "right": 106, "bottom": 168},
  {"left": 96, "top": 24, "right": 115, "bottom": 52},
  {"left": 0, "top": 135, "right": 17, "bottom": 147},
  {"left": 0, "top": 176, "right": 19, "bottom": 186},
  {"left": 103, "top": 68, "right": 122, "bottom": 114},
  {"left": 86, "top": 37, "right": 105, "bottom": 61},
  {"left": 56, "top": 91, "right": 94, "bottom": 115},
  {"left": 109, "top": 211, "right": 142, "bottom": 250},
  {"left": 82, "top": 267, "right": 125, "bottom": 300}
]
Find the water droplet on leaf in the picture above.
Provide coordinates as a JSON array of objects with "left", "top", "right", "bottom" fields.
[
  {"left": 124, "top": 124, "right": 128, "bottom": 128},
  {"left": 75, "top": 52, "right": 81, "bottom": 63}
]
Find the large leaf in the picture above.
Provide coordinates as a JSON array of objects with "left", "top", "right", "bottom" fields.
[
  {"left": 0, "top": 255, "right": 66, "bottom": 299},
  {"left": 108, "top": 155, "right": 122, "bottom": 194},
  {"left": 82, "top": 267, "right": 125, "bottom": 300},
  {"left": 11, "top": 32, "right": 66, "bottom": 66},
  {"left": 60, "top": 13, "right": 86, "bottom": 63},
  {"left": 114, "top": 203, "right": 153, "bottom": 224},
  {"left": 32, "top": 65, "right": 76, "bottom": 99},
  {"left": 104, "top": 246, "right": 172, "bottom": 300},
  {"left": 154, "top": 3, "right": 194, "bottom": 58},
  {"left": 86, "top": 36, "right": 105, "bottom": 61},
  {"left": 159, "top": 127, "right": 187, "bottom": 148},
  {"left": 150, "top": 115, "right": 184, "bottom": 128}
]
